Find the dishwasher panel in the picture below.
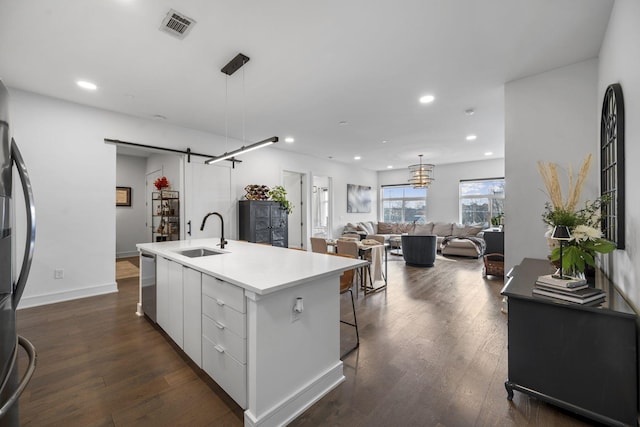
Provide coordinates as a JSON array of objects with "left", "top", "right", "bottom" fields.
[{"left": 140, "top": 252, "right": 156, "bottom": 323}]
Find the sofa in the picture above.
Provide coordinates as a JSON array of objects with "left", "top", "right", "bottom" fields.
[{"left": 343, "top": 221, "right": 485, "bottom": 258}]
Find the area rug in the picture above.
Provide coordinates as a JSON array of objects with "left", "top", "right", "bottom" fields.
[{"left": 116, "top": 259, "right": 139, "bottom": 280}]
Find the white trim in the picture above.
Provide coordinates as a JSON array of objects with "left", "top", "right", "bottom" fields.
[
  {"left": 17, "top": 282, "right": 118, "bottom": 309},
  {"left": 116, "top": 251, "right": 139, "bottom": 259},
  {"left": 244, "top": 361, "right": 345, "bottom": 427}
]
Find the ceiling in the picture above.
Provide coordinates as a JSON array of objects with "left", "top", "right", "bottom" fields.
[{"left": 0, "top": 0, "right": 613, "bottom": 170}]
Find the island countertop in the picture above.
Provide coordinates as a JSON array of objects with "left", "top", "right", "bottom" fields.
[{"left": 137, "top": 238, "right": 367, "bottom": 295}]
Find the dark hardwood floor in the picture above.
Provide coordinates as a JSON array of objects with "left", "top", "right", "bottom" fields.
[{"left": 16, "top": 254, "right": 597, "bottom": 426}]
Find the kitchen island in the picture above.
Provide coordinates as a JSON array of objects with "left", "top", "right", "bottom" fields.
[{"left": 136, "top": 238, "right": 366, "bottom": 427}]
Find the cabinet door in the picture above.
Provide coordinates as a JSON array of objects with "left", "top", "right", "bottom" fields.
[
  {"left": 183, "top": 267, "right": 202, "bottom": 367},
  {"left": 167, "top": 260, "right": 184, "bottom": 348},
  {"left": 270, "top": 204, "right": 288, "bottom": 247},
  {"left": 156, "top": 257, "right": 170, "bottom": 330},
  {"left": 254, "top": 204, "right": 272, "bottom": 244}
]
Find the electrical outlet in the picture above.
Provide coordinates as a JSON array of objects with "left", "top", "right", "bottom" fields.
[{"left": 54, "top": 269, "right": 64, "bottom": 279}]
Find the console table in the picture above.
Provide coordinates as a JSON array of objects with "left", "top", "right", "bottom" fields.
[{"left": 501, "top": 258, "right": 638, "bottom": 427}]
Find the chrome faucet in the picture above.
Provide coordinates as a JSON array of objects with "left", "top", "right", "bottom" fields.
[{"left": 200, "top": 212, "right": 227, "bottom": 249}]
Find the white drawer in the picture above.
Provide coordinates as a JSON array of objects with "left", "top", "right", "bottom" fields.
[
  {"left": 202, "top": 294, "right": 246, "bottom": 338},
  {"left": 202, "top": 314, "right": 246, "bottom": 364},
  {"left": 202, "top": 336, "right": 247, "bottom": 408},
  {"left": 202, "top": 274, "right": 245, "bottom": 314}
]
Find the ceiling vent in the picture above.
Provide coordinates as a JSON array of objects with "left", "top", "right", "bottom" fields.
[{"left": 159, "top": 9, "right": 196, "bottom": 40}]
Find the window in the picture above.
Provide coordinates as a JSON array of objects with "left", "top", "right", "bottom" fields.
[
  {"left": 459, "top": 178, "right": 505, "bottom": 227},
  {"left": 381, "top": 185, "right": 427, "bottom": 223}
]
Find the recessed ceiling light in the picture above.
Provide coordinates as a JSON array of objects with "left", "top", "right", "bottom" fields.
[
  {"left": 284, "top": 137, "right": 294, "bottom": 143},
  {"left": 152, "top": 114, "right": 167, "bottom": 121},
  {"left": 354, "top": 156, "right": 361, "bottom": 160},
  {"left": 484, "top": 152, "right": 493, "bottom": 156},
  {"left": 382, "top": 140, "right": 388, "bottom": 144},
  {"left": 338, "top": 121, "right": 348, "bottom": 126},
  {"left": 77, "top": 80, "right": 97, "bottom": 90},
  {"left": 387, "top": 165, "right": 393, "bottom": 169},
  {"left": 419, "top": 94, "right": 435, "bottom": 104},
  {"left": 465, "top": 108, "right": 475, "bottom": 116},
  {"left": 466, "top": 135, "right": 477, "bottom": 141}
]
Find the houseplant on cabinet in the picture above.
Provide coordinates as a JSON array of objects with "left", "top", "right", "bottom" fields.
[{"left": 268, "top": 185, "right": 293, "bottom": 214}]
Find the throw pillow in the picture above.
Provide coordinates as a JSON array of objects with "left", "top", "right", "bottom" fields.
[
  {"left": 345, "top": 222, "right": 358, "bottom": 232},
  {"left": 413, "top": 223, "right": 434, "bottom": 235},
  {"left": 365, "top": 221, "right": 376, "bottom": 234},
  {"left": 464, "top": 224, "right": 484, "bottom": 237},
  {"left": 432, "top": 222, "right": 453, "bottom": 236},
  {"left": 452, "top": 223, "right": 467, "bottom": 237},
  {"left": 377, "top": 222, "right": 394, "bottom": 234},
  {"left": 357, "top": 222, "right": 374, "bottom": 235},
  {"left": 397, "top": 222, "right": 416, "bottom": 234}
]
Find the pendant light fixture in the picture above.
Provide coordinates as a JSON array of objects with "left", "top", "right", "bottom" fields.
[
  {"left": 408, "top": 154, "right": 435, "bottom": 188},
  {"left": 205, "top": 53, "right": 278, "bottom": 165}
]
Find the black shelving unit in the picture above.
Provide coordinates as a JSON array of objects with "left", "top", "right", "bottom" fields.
[{"left": 152, "top": 190, "right": 180, "bottom": 242}]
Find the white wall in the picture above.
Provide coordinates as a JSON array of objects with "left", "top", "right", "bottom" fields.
[
  {"left": 116, "top": 154, "right": 147, "bottom": 257},
  {"left": 228, "top": 148, "right": 377, "bottom": 239},
  {"left": 9, "top": 88, "right": 377, "bottom": 307},
  {"left": 504, "top": 59, "right": 599, "bottom": 273},
  {"left": 598, "top": 0, "right": 640, "bottom": 308},
  {"left": 377, "top": 158, "right": 504, "bottom": 222}
]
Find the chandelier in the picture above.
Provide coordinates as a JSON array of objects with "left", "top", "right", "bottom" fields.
[{"left": 408, "top": 154, "right": 435, "bottom": 188}]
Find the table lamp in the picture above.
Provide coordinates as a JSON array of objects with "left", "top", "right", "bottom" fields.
[{"left": 551, "top": 225, "right": 572, "bottom": 279}]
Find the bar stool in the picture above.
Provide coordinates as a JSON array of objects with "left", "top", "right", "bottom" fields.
[{"left": 330, "top": 253, "right": 359, "bottom": 357}]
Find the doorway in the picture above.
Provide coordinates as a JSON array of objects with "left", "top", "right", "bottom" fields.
[
  {"left": 282, "top": 171, "right": 306, "bottom": 249},
  {"left": 312, "top": 176, "right": 332, "bottom": 238}
]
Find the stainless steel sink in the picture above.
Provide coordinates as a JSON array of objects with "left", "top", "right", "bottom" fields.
[{"left": 177, "top": 248, "right": 226, "bottom": 258}]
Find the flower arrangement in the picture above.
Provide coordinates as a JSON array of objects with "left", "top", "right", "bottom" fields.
[
  {"left": 538, "top": 154, "right": 615, "bottom": 275},
  {"left": 154, "top": 176, "right": 169, "bottom": 190}
]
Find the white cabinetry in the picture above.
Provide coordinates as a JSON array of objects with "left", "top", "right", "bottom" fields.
[
  {"left": 183, "top": 267, "right": 202, "bottom": 367},
  {"left": 155, "top": 257, "right": 184, "bottom": 349},
  {"left": 201, "top": 274, "right": 247, "bottom": 408},
  {"left": 156, "top": 256, "right": 169, "bottom": 330},
  {"left": 167, "top": 260, "right": 184, "bottom": 347}
]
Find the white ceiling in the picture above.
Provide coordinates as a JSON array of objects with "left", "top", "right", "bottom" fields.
[{"left": 0, "top": 0, "right": 613, "bottom": 170}]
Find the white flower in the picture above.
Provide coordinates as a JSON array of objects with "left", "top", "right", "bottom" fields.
[{"left": 571, "top": 225, "right": 601, "bottom": 242}]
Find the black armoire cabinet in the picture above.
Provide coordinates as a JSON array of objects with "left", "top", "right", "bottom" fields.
[{"left": 238, "top": 200, "right": 288, "bottom": 247}]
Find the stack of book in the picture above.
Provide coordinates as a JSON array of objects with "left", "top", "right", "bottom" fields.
[{"left": 533, "top": 274, "right": 605, "bottom": 305}]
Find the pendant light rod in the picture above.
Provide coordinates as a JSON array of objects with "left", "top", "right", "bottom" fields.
[{"left": 205, "top": 136, "right": 278, "bottom": 165}]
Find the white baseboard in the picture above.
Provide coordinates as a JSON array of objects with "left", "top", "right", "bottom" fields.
[
  {"left": 244, "top": 361, "right": 345, "bottom": 427},
  {"left": 17, "top": 282, "right": 118, "bottom": 309},
  {"left": 117, "top": 251, "right": 139, "bottom": 259}
]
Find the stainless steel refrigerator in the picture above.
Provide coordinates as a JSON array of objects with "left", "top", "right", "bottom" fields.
[{"left": 0, "top": 80, "right": 37, "bottom": 426}]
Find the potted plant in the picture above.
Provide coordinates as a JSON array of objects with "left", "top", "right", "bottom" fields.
[
  {"left": 268, "top": 185, "right": 293, "bottom": 214},
  {"left": 538, "top": 154, "right": 615, "bottom": 277},
  {"left": 491, "top": 213, "right": 504, "bottom": 228}
]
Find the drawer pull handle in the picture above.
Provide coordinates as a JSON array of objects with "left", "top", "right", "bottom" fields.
[
  {"left": 216, "top": 299, "right": 225, "bottom": 306},
  {"left": 214, "top": 345, "right": 225, "bottom": 353},
  {"left": 214, "top": 321, "right": 225, "bottom": 330}
]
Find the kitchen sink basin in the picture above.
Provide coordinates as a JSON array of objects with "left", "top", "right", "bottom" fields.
[{"left": 177, "top": 248, "right": 226, "bottom": 258}]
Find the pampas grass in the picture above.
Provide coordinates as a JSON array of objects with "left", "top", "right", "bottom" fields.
[{"left": 537, "top": 153, "right": 592, "bottom": 212}]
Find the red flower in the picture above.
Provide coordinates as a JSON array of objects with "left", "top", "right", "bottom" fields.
[{"left": 154, "top": 176, "right": 169, "bottom": 190}]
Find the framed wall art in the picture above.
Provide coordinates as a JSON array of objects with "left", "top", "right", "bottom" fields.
[
  {"left": 116, "top": 186, "right": 132, "bottom": 207},
  {"left": 347, "top": 184, "right": 371, "bottom": 213}
]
